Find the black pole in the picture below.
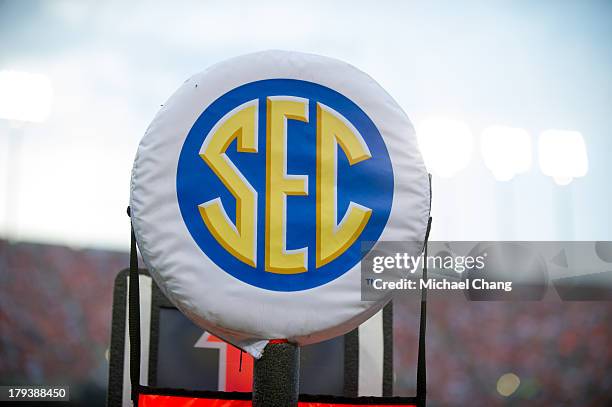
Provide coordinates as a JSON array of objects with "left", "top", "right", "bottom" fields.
[
  {"left": 416, "top": 216, "right": 432, "bottom": 407},
  {"left": 127, "top": 207, "right": 141, "bottom": 406},
  {"left": 253, "top": 342, "right": 300, "bottom": 407}
]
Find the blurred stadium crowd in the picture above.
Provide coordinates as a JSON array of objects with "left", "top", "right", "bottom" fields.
[
  {"left": 395, "top": 292, "right": 612, "bottom": 406},
  {"left": 1, "top": 239, "right": 611, "bottom": 406},
  {"left": 0, "top": 240, "right": 126, "bottom": 405}
]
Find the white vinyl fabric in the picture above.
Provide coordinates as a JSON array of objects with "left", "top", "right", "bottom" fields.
[{"left": 130, "top": 51, "right": 430, "bottom": 357}]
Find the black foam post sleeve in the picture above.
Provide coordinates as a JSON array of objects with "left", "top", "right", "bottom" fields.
[{"left": 253, "top": 342, "right": 300, "bottom": 407}]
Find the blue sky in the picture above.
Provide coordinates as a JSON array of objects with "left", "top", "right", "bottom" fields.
[{"left": 1, "top": 0, "right": 611, "bottom": 249}]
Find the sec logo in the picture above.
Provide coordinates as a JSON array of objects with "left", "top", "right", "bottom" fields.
[
  {"left": 131, "top": 51, "right": 430, "bottom": 353},
  {"left": 177, "top": 80, "right": 394, "bottom": 291}
]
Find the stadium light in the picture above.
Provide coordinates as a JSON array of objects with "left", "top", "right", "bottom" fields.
[
  {"left": 0, "top": 70, "right": 53, "bottom": 123},
  {"left": 538, "top": 130, "right": 588, "bottom": 185},
  {"left": 416, "top": 117, "right": 473, "bottom": 178},
  {"left": 1, "top": 70, "right": 53, "bottom": 241},
  {"left": 481, "top": 126, "right": 532, "bottom": 181}
]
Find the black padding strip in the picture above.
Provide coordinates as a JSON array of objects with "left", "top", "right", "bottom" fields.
[
  {"left": 343, "top": 328, "right": 359, "bottom": 397},
  {"left": 107, "top": 269, "right": 128, "bottom": 407},
  {"left": 382, "top": 301, "right": 394, "bottom": 396}
]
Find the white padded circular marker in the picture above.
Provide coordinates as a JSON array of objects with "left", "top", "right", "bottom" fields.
[{"left": 130, "top": 50, "right": 430, "bottom": 357}]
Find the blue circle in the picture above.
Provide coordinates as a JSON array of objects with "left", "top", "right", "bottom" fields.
[{"left": 177, "top": 79, "right": 393, "bottom": 291}]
